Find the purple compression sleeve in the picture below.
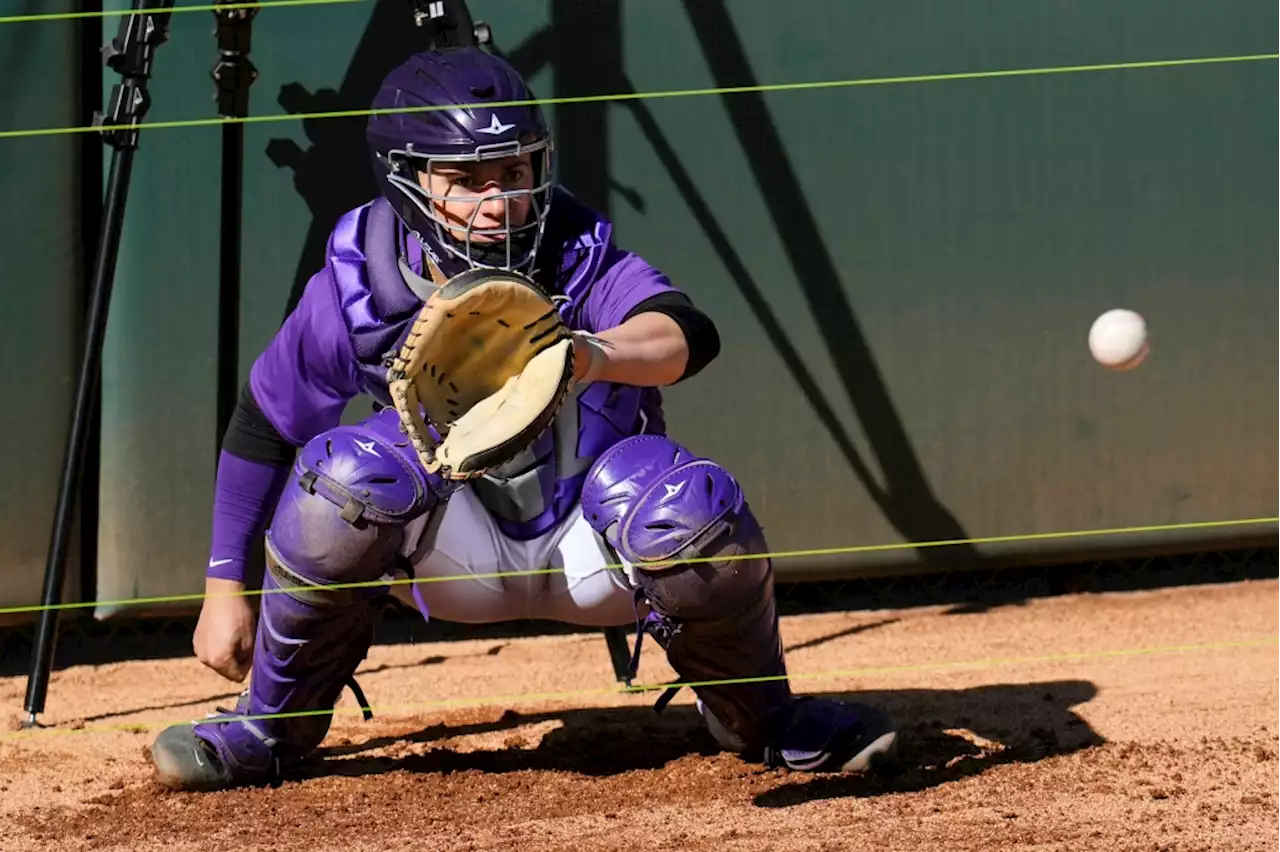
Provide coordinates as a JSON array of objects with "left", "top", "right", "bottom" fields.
[{"left": 206, "top": 450, "right": 292, "bottom": 584}]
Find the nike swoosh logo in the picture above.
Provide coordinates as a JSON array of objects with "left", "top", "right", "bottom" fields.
[{"left": 208, "top": 558, "right": 236, "bottom": 568}]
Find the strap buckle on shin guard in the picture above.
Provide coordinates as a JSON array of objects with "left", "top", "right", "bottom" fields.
[
  {"left": 298, "top": 469, "right": 370, "bottom": 526},
  {"left": 345, "top": 677, "right": 374, "bottom": 722},
  {"left": 215, "top": 682, "right": 373, "bottom": 724},
  {"left": 623, "top": 589, "right": 685, "bottom": 715},
  {"left": 652, "top": 683, "right": 683, "bottom": 715}
]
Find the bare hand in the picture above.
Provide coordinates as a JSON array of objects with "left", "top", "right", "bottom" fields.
[{"left": 193, "top": 578, "right": 256, "bottom": 682}]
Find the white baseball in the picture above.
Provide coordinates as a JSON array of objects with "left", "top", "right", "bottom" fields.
[{"left": 1088, "top": 309, "right": 1149, "bottom": 371}]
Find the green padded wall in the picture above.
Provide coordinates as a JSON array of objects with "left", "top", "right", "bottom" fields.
[
  {"left": 90, "top": 0, "right": 1276, "bottom": 615},
  {"left": 0, "top": 2, "right": 85, "bottom": 622},
  {"left": 94, "top": 0, "right": 224, "bottom": 617},
  {"left": 605, "top": 0, "right": 1278, "bottom": 578}
]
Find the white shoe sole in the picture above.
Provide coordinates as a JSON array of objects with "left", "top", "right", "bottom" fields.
[{"left": 838, "top": 730, "right": 899, "bottom": 772}]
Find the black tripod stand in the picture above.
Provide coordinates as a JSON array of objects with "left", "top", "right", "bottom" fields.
[{"left": 21, "top": 0, "right": 177, "bottom": 729}]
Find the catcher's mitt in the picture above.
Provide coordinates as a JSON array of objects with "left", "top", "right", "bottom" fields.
[{"left": 387, "top": 267, "right": 576, "bottom": 481}]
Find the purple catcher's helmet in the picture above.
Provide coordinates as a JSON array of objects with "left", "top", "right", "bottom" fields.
[{"left": 366, "top": 47, "right": 554, "bottom": 277}]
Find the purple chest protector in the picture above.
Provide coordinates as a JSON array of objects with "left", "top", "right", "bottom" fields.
[
  {"left": 325, "top": 198, "right": 430, "bottom": 408},
  {"left": 327, "top": 192, "right": 659, "bottom": 539}
]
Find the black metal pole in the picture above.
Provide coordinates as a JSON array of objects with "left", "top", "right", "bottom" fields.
[
  {"left": 212, "top": 1, "right": 259, "bottom": 449},
  {"left": 215, "top": 125, "right": 243, "bottom": 447},
  {"left": 23, "top": 0, "right": 177, "bottom": 727}
]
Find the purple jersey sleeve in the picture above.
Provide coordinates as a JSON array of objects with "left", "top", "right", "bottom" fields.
[
  {"left": 578, "top": 247, "right": 683, "bottom": 333},
  {"left": 248, "top": 269, "right": 362, "bottom": 446},
  {"left": 206, "top": 451, "right": 291, "bottom": 583}
]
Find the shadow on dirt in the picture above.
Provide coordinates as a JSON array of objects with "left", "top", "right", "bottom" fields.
[
  {"left": 67, "top": 646, "right": 510, "bottom": 724},
  {"left": 783, "top": 616, "right": 901, "bottom": 654},
  {"left": 0, "top": 598, "right": 562, "bottom": 677},
  {"left": 748, "top": 681, "right": 1103, "bottom": 806},
  {"left": 302, "top": 680, "right": 1102, "bottom": 802}
]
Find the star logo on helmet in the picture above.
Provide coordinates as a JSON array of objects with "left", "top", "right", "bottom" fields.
[{"left": 476, "top": 114, "right": 516, "bottom": 136}]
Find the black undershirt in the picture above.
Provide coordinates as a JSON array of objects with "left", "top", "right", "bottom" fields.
[
  {"left": 620, "top": 290, "right": 721, "bottom": 383},
  {"left": 223, "top": 383, "right": 296, "bottom": 464},
  {"left": 224, "top": 294, "right": 721, "bottom": 464}
]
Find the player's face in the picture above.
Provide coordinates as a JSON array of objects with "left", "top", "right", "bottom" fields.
[{"left": 419, "top": 154, "right": 535, "bottom": 243}]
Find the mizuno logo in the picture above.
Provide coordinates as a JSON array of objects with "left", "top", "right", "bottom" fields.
[{"left": 476, "top": 114, "right": 516, "bottom": 136}]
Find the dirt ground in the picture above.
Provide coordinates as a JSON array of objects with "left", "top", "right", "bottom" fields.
[{"left": 1, "top": 576, "right": 1276, "bottom": 852}]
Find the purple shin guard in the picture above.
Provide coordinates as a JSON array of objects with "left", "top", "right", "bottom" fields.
[
  {"left": 192, "top": 409, "right": 442, "bottom": 781},
  {"left": 582, "top": 435, "right": 790, "bottom": 753},
  {"left": 191, "top": 567, "right": 376, "bottom": 776}
]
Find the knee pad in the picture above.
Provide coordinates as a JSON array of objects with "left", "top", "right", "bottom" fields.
[
  {"left": 266, "top": 417, "right": 442, "bottom": 599},
  {"left": 583, "top": 436, "right": 788, "bottom": 749},
  {"left": 581, "top": 434, "right": 770, "bottom": 619}
]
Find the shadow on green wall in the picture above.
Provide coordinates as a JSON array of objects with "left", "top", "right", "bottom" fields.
[{"left": 262, "top": 0, "right": 558, "bottom": 320}]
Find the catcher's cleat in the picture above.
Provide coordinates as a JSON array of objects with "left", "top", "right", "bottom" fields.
[
  {"left": 149, "top": 678, "right": 372, "bottom": 792},
  {"left": 762, "top": 698, "right": 899, "bottom": 773},
  {"left": 150, "top": 689, "right": 279, "bottom": 791},
  {"left": 149, "top": 716, "right": 280, "bottom": 792}
]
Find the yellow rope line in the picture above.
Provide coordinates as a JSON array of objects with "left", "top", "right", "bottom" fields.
[
  {"left": 1, "top": 515, "right": 1272, "bottom": 616},
  {"left": 0, "top": 53, "right": 1274, "bottom": 140}
]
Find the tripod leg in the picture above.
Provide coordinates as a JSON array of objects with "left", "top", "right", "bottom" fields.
[
  {"left": 21, "top": 0, "right": 176, "bottom": 727},
  {"left": 22, "top": 148, "right": 136, "bottom": 726}
]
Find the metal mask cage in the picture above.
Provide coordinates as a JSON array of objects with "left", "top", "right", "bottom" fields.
[{"left": 385, "top": 137, "right": 555, "bottom": 273}]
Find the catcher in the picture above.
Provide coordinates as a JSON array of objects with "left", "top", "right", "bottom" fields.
[{"left": 149, "top": 45, "right": 898, "bottom": 790}]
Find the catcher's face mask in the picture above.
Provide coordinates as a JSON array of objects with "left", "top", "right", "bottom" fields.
[{"left": 385, "top": 137, "right": 554, "bottom": 275}]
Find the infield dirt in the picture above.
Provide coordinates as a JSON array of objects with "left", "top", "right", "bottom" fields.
[{"left": 2, "top": 577, "right": 1276, "bottom": 851}]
